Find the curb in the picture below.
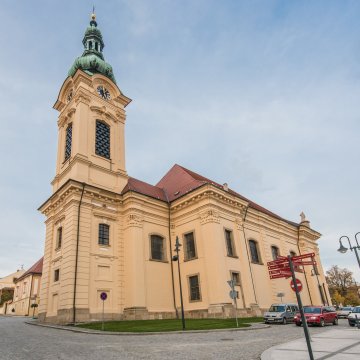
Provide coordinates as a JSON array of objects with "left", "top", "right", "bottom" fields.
[{"left": 25, "top": 320, "right": 270, "bottom": 336}]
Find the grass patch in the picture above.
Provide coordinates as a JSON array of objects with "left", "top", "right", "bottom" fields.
[{"left": 76, "top": 317, "right": 263, "bottom": 332}]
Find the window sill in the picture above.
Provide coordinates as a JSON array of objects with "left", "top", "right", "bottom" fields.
[
  {"left": 184, "top": 257, "right": 198, "bottom": 262},
  {"left": 149, "top": 258, "right": 168, "bottom": 263},
  {"left": 55, "top": 247, "right": 61, "bottom": 252},
  {"left": 189, "top": 299, "right": 202, "bottom": 303},
  {"left": 227, "top": 255, "right": 239, "bottom": 259},
  {"left": 251, "top": 261, "right": 263, "bottom": 265},
  {"left": 99, "top": 244, "right": 110, "bottom": 248}
]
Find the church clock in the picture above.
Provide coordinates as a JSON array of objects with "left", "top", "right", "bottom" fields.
[{"left": 97, "top": 85, "right": 111, "bottom": 100}]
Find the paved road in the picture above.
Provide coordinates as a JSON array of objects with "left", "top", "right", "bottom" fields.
[{"left": 0, "top": 317, "right": 350, "bottom": 360}]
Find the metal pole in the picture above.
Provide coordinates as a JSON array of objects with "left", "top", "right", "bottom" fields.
[
  {"left": 353, "top": 247, "right": 360, "bottom": 270},
  {"left": 234, "top": 296, "right": 239, "bottom": 328},
  {"left": 177, "top": 253, "right": 186, "bottom": 330},
  {"left": 102, "top": 299, "right": 104, "bottom": 331},
  {"left": 288, "top": 256, "right": 314, "bottom": 360}
]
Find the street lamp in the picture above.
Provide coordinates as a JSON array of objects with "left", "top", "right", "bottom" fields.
[
  {"left": 337, "top": 233, "right": 360, "bottom": 269},
  {"left": 172, "top": 236, "right": 186, "bottom": 330}
]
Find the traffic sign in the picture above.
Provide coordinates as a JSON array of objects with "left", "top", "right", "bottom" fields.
[
  {"left": 229, "top": 290, "right": 237, "bottom": 299},
  {"left": 290, "top": 279, "right": 302, "bottom": 292},
  {"left": 100, "top": 292, "right": 107, "bottom": 301},
  {"left": 227, "top": 280, "right": 235, "bottom": 289}
]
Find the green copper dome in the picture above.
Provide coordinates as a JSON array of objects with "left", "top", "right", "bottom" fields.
[{"left": 68, "top": 14, "right": 116, "bottom": 83}]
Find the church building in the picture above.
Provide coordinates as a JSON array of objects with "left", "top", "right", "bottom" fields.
[{"left": 38, "top": 14, "right": 331, "bottom": 324}]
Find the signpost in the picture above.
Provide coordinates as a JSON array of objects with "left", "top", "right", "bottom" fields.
[
  {"left": 227, "top": 280, "right": 239, "bottom": 327},
  {"left": 267, "top": 252, "right": 316, "bottom": 360},
  {"left": 100, "top": 292, "right": 107, "bottom": 331}
]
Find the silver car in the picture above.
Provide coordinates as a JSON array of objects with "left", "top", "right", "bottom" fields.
[
  {"left": 264, "top": 303, "right": 299, "bottom": 325},
  {"left": 337, "top": 306, "right": 353, "bottom": 318}
]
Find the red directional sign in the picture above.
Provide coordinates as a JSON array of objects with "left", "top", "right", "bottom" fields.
[
  {"left": 292, "top": 260, "right": 317, "bottom": 266},
  {"left": 270, "top": 272, "right": 292, "bottom": 279},
  {"left": 291, "top": 253, "right": 315, "bottom": 261},
  {"left": 290, "top": 278, "right": 302, "bottom": 292}
]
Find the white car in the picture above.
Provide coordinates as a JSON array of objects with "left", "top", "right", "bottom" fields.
[
  {"left": 337, "top": 306, "right": 353, "bottom": 318},
  {"left": 348, "top": 306, "right": 360, "bottom": 327}
]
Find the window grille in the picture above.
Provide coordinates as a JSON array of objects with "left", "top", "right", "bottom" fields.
[
  {"left": 150, "top": 235, "right": 165, "bottom": 261},
  {"left": 64, "top": 124, "right": 72, "bottom": 161},
  {"left": 98, "top": 223, "right": 110, "bottom": 246},
  {"left": 184, "top": 232, "right": 196, "bottom": 260},
  {"left": 225, "top": 229, "right": 235, "bottom": 257},
  {"left": 271, "top": 246, "right": 279, "bottom": 260},
  {"left": 249, "top": 240, "right": 260, "bottom": 263},
  {"left": 95, "top": 120, "right": 110, "bottom": 159},
  {"left": 189, "top": 275, "right": 201, "bottom": 301}
]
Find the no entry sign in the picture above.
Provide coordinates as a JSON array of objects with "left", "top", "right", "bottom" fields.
[
  {"left": 290, "top": 278, "right": 302, "bottom": 292},
  {"left": 100, "top": 292, "right": 107, "bottom": 301}
]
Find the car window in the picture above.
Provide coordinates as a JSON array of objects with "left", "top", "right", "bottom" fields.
[
  {"left": 304, "top": 307, "right": 321, "bottom": 314},
  {"left": 354, "top": 307, "right": 360, "bottom": 313},
  {"left": 269, "top": 305, "right": 285, "bottom": 312}
]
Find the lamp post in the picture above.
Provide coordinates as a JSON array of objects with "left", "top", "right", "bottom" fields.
[
  {"left": 337, "top": 233, "right": 360, "bottom": 269},
  {"left": 172, "top": 236, "right": 186, "bottom": 330}
]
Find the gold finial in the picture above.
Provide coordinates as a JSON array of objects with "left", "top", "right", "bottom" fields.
[{"left": 91, "top": 5, "right": 96, "bottom": 20}]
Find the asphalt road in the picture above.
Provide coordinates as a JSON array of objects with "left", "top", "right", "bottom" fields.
[{"left": 0, "top": 316, "right": 350, "bottom": 360}]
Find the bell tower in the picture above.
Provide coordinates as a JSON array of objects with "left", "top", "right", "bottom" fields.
[{"left": 52, "top": 12, "right": 131, "bottom": 193}]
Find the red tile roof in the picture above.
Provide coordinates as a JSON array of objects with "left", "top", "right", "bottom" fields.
[
  {"left": 121, "top": 177, "right": 167, "bottom": 201},
  {"left": 121, "top": 164, "right": 299, "bottom": 227},
  {"left": 15, "top": 257, "right": 43, "bottom": 283}
]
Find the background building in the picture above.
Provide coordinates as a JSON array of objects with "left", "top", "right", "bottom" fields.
[
  {"left": 38, "top": 14, "right": 331, "bottom": 324},
  {"left": 0, "top": 269, "right": 25, "bottom": 315},
  {"left": 10, "top": 258, "right": 43, "bottom": 316}
]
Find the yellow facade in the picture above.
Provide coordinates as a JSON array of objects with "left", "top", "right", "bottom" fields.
[{"left": 38, "top": 16, "right": 331, "bottom": 324}]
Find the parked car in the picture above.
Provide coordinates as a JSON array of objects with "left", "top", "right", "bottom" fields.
[
  {"left": 348, "top": 306, "right": 360, "bottom": 327},
  {"left": 337, "top": 306, "right": 353, "bottom": 318},
  {"left": 294, "top": 306, "right": 338, "bottom": 327},
  {"left": 263, "top": 303, "right": 299, "bottom": 324}
]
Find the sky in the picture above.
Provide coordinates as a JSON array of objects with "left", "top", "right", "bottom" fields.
[{"left": 0, "top": 0, "right": 359, "bottom": 282}]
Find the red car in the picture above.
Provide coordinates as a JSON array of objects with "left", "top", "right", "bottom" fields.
[{"left": 294, "top": 306, "right": 338, "bottom": 327}]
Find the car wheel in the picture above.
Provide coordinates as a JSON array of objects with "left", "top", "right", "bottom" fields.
[
  {"left": 333, "top": 317, "right": 338, "bottom": 325},
  {"left": 320, "top": 318, "right": 325, "bottom": 327},
  {"left": 349, "top": 323, "right": 355, "bottom": 327},
  {"left": 296, "top": 322, "right": 301, "bottom": 327},
  {"left": 282, "top": 317, "right": 287, "bottom": 325}
]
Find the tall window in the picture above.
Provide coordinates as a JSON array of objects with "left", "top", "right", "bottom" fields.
[
  {"left": 95, "top": 120, "right": 110, "bottom": 159},
  {"left": 225, "top": 229, "right": 236, "bottom": 257},
  {"left": 54, "top": 269, "right": 60, "bottom": 282},
  {"left": 188, "top": 275, "right": 201, "bottom": 301},
  {"left": 64, "top": 123, "right": 72, "bottom": 161},
  {"left": 184, "top": 232, "right": 197, "bottom": 260},
  {"left": 56, "top": 227, "right": 62, "bottom": 250},
  {"left": 231, "top": 271, "right": 240, "bottom": 285},
  {"left": 271, "top": 246, "right": 280, "bottom": 260},
  {"left": 98, "top": 223, "right": 110, "bottom": 246},
  {"left": 249, "top": 240, "right": 260, "bottom": 263},
  {"left": 150, "top": 235, "right": 165, "bottom": 261}
]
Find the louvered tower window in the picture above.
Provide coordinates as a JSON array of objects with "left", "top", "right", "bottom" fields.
[
  {"left": 95, "top": 120, "right": 110, "bottom": 159},
  {"left": 64, "top": 124, "right": 72, "bottom": 161}
]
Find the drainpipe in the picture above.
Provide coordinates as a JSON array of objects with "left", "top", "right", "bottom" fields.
[
  {"left": 241, "top": 205, "right": 258, "bottom": 304},
  {"left": 166, "top": 194, "right": 178, "bottom": 319},
  {"left": 73, "top": 183, "right": 86, "bottom": 325},
  {"left": 297, "top": 227, "right": 313, "bottom": 305}
]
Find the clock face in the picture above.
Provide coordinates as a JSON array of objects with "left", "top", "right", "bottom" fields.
[{"left": 97, "top": 85, "right": 111, "bottom": 100}]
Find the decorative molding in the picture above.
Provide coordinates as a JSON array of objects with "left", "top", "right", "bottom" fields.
[
  {"left": 199, "top": 209, "right": 220, "bottom": 225},
  {"left": 125, "top": 213, "right": 143, "bottom": 228},
  {"left": 235, "top": 217, "right": 243, "bottom": 230},
  {"left": 91, "top": 253, "right": 118, "bottom": 261}
]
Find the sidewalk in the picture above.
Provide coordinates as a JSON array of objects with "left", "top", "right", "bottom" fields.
[{"left": 261, "top": 328, "right": 360, "bottom": 360}]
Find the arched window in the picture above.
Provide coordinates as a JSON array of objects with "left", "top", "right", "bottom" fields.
[
  {"left": 64, "top": 123, "right": 72, "bottom": 161},
  {"left": 271, "top": 246, "right": 280, "bottom": 260},
  {"left": 95, "top": 42, "right": 99, "bottom": 51},
  {"left": 89, "top": 41, "right": 93, "bottom": 49},
  {"left": 150, "top": 235, "right": 165, "bottom": 261},
  {"left": 249, "top": 240, "right": 261, "bottom": 263},
  {"left": 95, "top": 120, "right": 110, "bottom": 159},
  {"left": 98, "top": 223, "right": 110, "bottom": 246}
]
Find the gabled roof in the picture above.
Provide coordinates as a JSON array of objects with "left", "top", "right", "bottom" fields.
[
  {"left": 121, "top": 164, "right": 299, "bottom": 227},
  {"left": 15, "top": 257, "right": 43, "bottom": 283}
]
